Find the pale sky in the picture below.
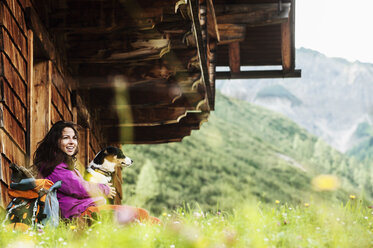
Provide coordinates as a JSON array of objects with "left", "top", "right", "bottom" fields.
[{"left": 296, "top": 0, "right": 373, "bottom": 64}]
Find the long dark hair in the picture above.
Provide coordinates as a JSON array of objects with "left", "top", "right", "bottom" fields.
[{"left": 33, "top": 121, "right": 79, "bottom": 177}]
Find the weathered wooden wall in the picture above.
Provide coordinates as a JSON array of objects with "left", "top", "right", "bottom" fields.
[
  {"left": 0, "top": 0, "right": 28, "bottom": 208},
  {"left": 0, "top": 0, "right": 108, "bottom": 208}
]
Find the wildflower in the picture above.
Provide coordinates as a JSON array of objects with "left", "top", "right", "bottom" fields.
[
  {"left": 304, "top": 203, "right": 310, "bottom": 207},
  {"left": 312, "top": 174, "right": 340, "bottom": 191},
  {"left": 162, "top": 213, "right": 167, "bottom": 216},
  {"left": 349, "top": 195, "right": 356, "bottom": 200},
  {"left": 275, "top": 200, "right": 280, "bottom": 204},
  {"left": 193, "top": 212, "right": 202, "bottom": 218},
  {"left": 170, "top": 245, "right": 175, "bottom": 248},
  {"left": 70, "top": 225, "right": 77, "bottom": 230},
  {"left": 364, "top": 216, "right": 368, "bottom": 220},
  {"left": 58, "top": 238, "right": 64, "bottom": 242}
]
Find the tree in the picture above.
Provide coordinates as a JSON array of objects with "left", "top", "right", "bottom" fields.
[{"left": 135, "top": 160, "right": 160, "bottom": 207}]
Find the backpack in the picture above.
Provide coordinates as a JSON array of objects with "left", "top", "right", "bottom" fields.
[{"left": 2, "top": 164, "right": 62, "bottom": 231}]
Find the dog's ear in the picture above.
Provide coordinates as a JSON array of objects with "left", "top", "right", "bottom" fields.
[
  {"left": 93, "top": 150, "right": 106, "bottom": 165},
  {"left": 106, "top": 146, "right": 126, "bottom": 159}
]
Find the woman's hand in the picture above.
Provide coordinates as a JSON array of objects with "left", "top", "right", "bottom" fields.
[{"left": 106, "top": 183, "right": 116, "bottom": 199}]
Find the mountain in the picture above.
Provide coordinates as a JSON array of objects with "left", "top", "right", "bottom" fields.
[
  {"left": 217, "top": 48, "right": 373, "bottom": 153},
  {"left": 121, "top": 92, "right": 370, "bottom": 214}
]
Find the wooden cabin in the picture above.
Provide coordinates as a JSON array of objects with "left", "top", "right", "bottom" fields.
[{"left": 0, "top": 0, "right": 300, "bottom": 207}]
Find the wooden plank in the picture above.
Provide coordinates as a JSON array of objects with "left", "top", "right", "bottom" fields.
[
  {"left": 77, "top": 127, "right": 89, "bottom": 169},
  {"left": 189, "top": 0, "right": 212, "bottom": 110},
  {"left": 3, "top": 0, "right": 27, "bottom": 32},
  {"left": 217, "top": 24, "right": 246, "bottom": 44},
  {"left": 25, "top": 7, "right": 57, "bottom": 61},
  {"left": 30, "top": 60, "right": 51, "bottom": 157},
  {"left": 281, "top": 18, "right": 292, "bottom": 72},
  {"left": 215, "top": 3, "right": 291, "bottom": 26},
  {"left": 113, "top": 166, "right": 123, "bottom": 204},
  {"left": 51, "top": 84, "right": 73, "bottom": 122},
  {"left": 27, "top": 29, "right": 33, "bottom": 166},
  {"left": 207, "top": 0, "right": 220, "bottom": 41},
  {"left": 216, "top": 69, "right": 301, "bottom": 79},
  {"left": 1, "top": 180, "right": 12, "bottom": 208},
  {"left": 1, "top": 78, "right": 26, "bottom": 130},
  {"left": 0, "top": 154, "right": 10, "bottom": 185},
  {"left": 51, "top": 64, "right": 72, "bottom": 110},
  {"left": 0, "top": 2, "right": 27, "bottom": 57},
  {"left": 49, "top": 5, "right": 163, "bottom": 34},
  {"left": 99, "top": 107, "right": 190, "bottom": 127},
  {"left": 229, "top": 42, "right": 240, "bottom": 73},
  {"left": 0, "top": 128, "right": 27, "bottom": 169},
  {"left": 0, "top": 103, "right": 26, "bottom": 151},
  {"left": 0, "top": 28, "right": 27, "bottom": 81},
  {"left": 89, "top": 130, "right": 101, "bottom": 157},
  {"left": 1, "top": 53, "right": 27, "bottom": 106},
  {"left": 86, "top": 84, "right": 182, "bottom": 107},
  {"left": 103, "top": 123, "right": 194, "bottom": 144},
  {"left": 51, "top": 104, "right": 63, "bottom": 124}
]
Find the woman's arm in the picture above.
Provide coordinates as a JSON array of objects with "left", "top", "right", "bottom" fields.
[{"left": 47, "top": 165, "right": 110, "bottom": 199}]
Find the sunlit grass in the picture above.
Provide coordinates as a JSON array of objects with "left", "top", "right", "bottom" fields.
[{"left": 1, "top": 198, "right": 373, "bottom": 248}]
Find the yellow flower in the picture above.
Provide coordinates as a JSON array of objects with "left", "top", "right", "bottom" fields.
[
  {"left": 304, "top": 203, "right": 310, "bottom": 207},
  {"left": 162, "top": 212, "right": 167, "bottom": 216},
  {"left": 275, "top": 200, "right": 280, "bottom": 204},
  {"left": 312, "top": 174, "right": 340, "bottom": 191},
  {"left": 349, "top": 195, "right": 356, "bottom": 200},
  {"left": 70, "top": 225, "right": 76, "bottom": 230}
]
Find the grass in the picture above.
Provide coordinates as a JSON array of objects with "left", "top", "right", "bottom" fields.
[{"left": 1, "top": 197, "right": 373, "bottom": 248}]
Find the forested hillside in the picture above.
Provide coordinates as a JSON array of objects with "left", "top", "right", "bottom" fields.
[
  {"left": 121, "top": 92, "right": 371, "bottom": 215},
  {"left": 217, "top": 48, "right": 373, "bottom": 152}
]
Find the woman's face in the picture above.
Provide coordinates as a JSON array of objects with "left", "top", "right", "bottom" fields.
[{"left": 58, "top": 127, "right": 78, "bottom": 156}]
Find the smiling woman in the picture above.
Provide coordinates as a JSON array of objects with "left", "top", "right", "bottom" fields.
[{"left": 33, "top": 121, "right": 160, "bottom": 224}]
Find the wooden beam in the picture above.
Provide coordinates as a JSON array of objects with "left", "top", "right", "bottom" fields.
[
  {"left": 30, "top": 60, "right": 52, "bottom": 158},
  {"left": 217, "top": 24, "right": 246, "bottom": 44},
  {"left": 85, "top": 84, "right": 182, "bottom": 108},
  {"left": 189, "top": 0, "right": 212, "bottom": 110},
  {"left": 207, "top": 0, "right": 220, "bottom": 41},
  {"left": 216, "top": 69, "right": 301, "bottom": 79},
  {"left": 281, "top": 18, "right": 292, "bottom": 72},
  {"left": 49, "top": 5, "right": 164, "bottom": 34},
  {"left": 215, "top": 3, "right": 291, "bottom": 27},
  {"left": 102, "top": 124, "right": 193, "bottom": 144},
  {"left": 25, "top": 7, "right": 56, "bottom": 61},
  {"left": 229, "top": 42, "right": 240, "bottom": 73},
  {"left": 99, "top": 107, "right": 192, "bottom": 127},
  {"left": 26, "top": 29, "right": 33, "bottom": 166},
  {"left": 77, "top": 63, "right": 176, "bottom": 85}
]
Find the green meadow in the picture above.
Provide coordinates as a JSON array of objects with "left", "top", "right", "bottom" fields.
[
  {"left": 1, "top": 92, "right": 373, "bottom": 247},
  {"left": 1, "top": 199, "right": 373, "bottom": 247}
]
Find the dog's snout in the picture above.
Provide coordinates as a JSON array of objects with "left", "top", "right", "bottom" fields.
[{"left": 122, "top": 157, "right": 133, "bottom": 167}]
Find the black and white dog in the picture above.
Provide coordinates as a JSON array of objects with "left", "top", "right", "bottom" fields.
[{"left": 85, "top": 146, "right": 133, "bottom": 184}]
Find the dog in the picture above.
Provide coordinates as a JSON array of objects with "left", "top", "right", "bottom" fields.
[{"left": 85, "top": 146, "right": 133, "bottom": 184}]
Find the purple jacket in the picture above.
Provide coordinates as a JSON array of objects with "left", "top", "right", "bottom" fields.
[{"left": 45, "top": 163, "right": 110, "bottom": 219}]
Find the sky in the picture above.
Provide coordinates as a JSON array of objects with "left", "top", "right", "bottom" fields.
[{"left": 296, "top": 0, "right": 373, "bottom": 64}]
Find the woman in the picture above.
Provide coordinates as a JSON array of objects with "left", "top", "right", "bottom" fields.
[{"left": 34, "top": 121, "right": 158, "bottom": 224}]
